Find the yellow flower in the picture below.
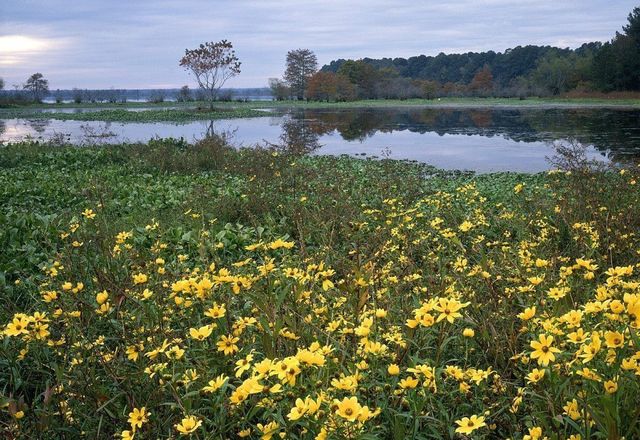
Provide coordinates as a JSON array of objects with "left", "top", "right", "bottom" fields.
[
  {"left": 204, "top": 302, "right": 226, "bottom": 319},
  {"left": 523, "top": 426, "right": 543, "bottom": 440},
  {"left": 334, "top": 396, "right": 362, "bottom": 422},
  {"left": 96, "top": 290, "right": 109, "bottom": 305},
  {"left": 128, "top": 407, "right": 150, "bottom": 430},
  {"left": 268, "top": 239, "right": 294, "bottom": 250},
  {"left": 454, "top": 414, "right": 487, "bottom": 435},
  {"left": 126, "top": 344, "right": 143, "bottom": 361},
  {"left": 216, "top": 335, "right": 239, "bottom": 355},
  {"left": 604, "top": 380, "right": 618, "bottom": 394},
  {"left": 132, "top": 273, "right": 148, "bottom": 285},
  {"left": 234, "top": 353, "right": 254, "bottom": 378},
  {"left": 398, "top": 376, "right": 419, "bottom": 389},
  {"left": 434, "top": 298, "right": 468, "bottom": 324},
  {"left": 189, "top": 325, "right": 214, "bottom": 341},
  {"left": 530, "top": 334, "right": 561, "bottom": 366},
  {"left": 604, "top": 331, "right": 624, "bottom": 348},
  {"left": 526, "top": 368, "right": 545, "bottom": 384},
  {"left": 120, "top": 430, "right": 135, "bottom": 440},
  {"left": 175, "top": 415, "right": 202, "bottom": 435},
  {"left": 387, "top": 364, "right": 400, "bottom": 375},
  {"left": 256, "top": 421, "right": 280, "bottom": 440},
  {"left": 518, "top": 306, "right": 536, "bottom": 321},
  {"left": 202, "top": 374, "right": 228, "bottom": 393},
  {"left": 4, "top": 315, "right": 30, "bottom": 337},
  {"left": 463, "top": 328, "right": 475, "bottom": 337},
  {"left": 82, "top": 208, "right": 96, "bottom": 219},
  {"left": 563, "top": 399, "right": 581, "bottom": 420}
]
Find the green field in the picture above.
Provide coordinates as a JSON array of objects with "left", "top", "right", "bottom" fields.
[{"left": 2, "top": 139, "right": 640, "bottom": 438}]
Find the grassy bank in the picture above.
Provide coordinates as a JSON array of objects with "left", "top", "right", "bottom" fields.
[
  {"left": 0, "top": 107, "right": 267, "bottom": 122},
  {"left": 2, "top": 97, "right": 639, "bottom": 123},
  {"left": 2, "top": 96, "right": 640, "bottom": 120},
  {"left": 1, "top": 139, "right": 640, "bottom": 438}
]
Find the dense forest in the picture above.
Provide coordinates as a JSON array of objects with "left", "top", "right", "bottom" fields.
[{"left": 311, "top": 6, "right": 640, "bottom": 100}]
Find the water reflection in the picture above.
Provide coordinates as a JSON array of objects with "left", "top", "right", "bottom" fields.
[
  {"left": 27, "top": 119, "right": 51, "bottom": 134},
  {"left": 1, "top": 107, "right": 640, "bottom": 172},
  {"left": 265, "top": 117, "right": 322, "bottom": 155},
  {"left": 287, "top": 108, "right": 640, "bottom": 161}
]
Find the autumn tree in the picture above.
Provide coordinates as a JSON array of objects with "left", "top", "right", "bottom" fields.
[
  {"left": 23, "top": 73, "right": 49, "bottom": 102},
  {"left": 179, "top": 40, "right": 241, "bottom": 108},
  {"left": 469, "top": 64, "right": 494, "bottom": 96},
  {"left": 284, "top": 49, "right": 318, "bottom": 100},
  {"left": 306, "top": 72, "right": 355, "bottom": 101}
]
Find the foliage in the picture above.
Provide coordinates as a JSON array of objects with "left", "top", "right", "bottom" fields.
[
  {"left": 0, "top": 108, "right": 266, "bottom": 122},
  {"left": 269, "top": 78, "right": 291, "bottom": 101},
  {"left": 306, "top": 72, "right": 356, "bottom": 102},
  {"left": 318, "top": 6, "right": 640, "bottom": 98},
  {"left": 2, "top": 138, "right": 640, "bottom": 438},
  {"left": 593, "top": 7, "right": 640, "bottom": 92}
]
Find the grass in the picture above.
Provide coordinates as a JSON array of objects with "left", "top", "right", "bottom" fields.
[
  {"left": 1, "top": 138, "right": 640, "bottom": 438},
  {"left": 2, "top": 97, "right": 640, "bottom": 122},
  {"left": 0, "top": 108, "right": 267, "bottom": 122}
]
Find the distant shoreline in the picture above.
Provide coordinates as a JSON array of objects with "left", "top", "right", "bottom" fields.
[{"left": 4, "top": 97, "right": 640, "bottom": 111}]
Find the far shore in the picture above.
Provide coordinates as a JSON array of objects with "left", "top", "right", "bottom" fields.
[{"left": 3, "top": 96, "right": 640, "bottom": 111}]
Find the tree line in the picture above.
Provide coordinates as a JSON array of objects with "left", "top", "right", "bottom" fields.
[{"left": 271, "top": 6, "right": 640, "bottom": 101}]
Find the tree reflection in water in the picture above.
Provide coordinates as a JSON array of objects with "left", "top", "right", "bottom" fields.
[
  {"left": 281, "top": 107, "right": 640, "bottom": 162},
  {"left": 27, "top": 119, "right": 51, "bottom": 134},
  {"left": 265, "top": 115, "right": 322, "bottom": 156}
]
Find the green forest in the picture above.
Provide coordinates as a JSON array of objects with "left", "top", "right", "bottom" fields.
[{"left": 316, "top": 7, "right": 640, "bottom": 99}]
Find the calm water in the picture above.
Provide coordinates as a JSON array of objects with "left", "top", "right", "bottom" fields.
[{"left": 1, "top": 107, "right": 639, "bottom": 172}]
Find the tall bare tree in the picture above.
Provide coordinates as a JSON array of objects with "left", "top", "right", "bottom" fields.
[
  {"left": 284, "top": 49, "right": 317, "bottom": 100},
  {"left": 179, "top": 40, "right": 241, "bottom": 108}
]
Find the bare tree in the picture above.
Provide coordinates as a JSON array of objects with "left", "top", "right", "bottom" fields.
[
  {"left": 179, "top": 40, "right": 241, "bottom": 108},
  {"left": 24, "top": 73, "right": 49, "bottom": 102},
  {"left": 284, "top": 49, "right": 317, "bottom": 100}
]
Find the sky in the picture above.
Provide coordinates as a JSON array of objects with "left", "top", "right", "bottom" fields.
[{"left": 0, "top": 0, "right": 637, "bottom": 89}]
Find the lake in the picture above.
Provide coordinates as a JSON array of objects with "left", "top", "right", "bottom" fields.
[{"left": 1, "top": 107, "right": 639, "bottom": 172}]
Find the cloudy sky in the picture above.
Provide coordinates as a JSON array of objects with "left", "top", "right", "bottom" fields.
[{"left": 0, "top": 0, "right": 636, "bottom": 89}]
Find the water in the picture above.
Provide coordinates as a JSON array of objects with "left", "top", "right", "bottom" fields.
[{"left": 1, "top": 107, "right": 639, "bottom": 172}]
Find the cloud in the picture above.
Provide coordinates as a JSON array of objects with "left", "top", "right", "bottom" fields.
[{"left": 0, "top": 0, "right": 637, "bottom": 88}]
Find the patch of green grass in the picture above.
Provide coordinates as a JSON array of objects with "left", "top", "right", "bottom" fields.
[{"left": 0, "top": 108, "right": 267, "bottom": 122}]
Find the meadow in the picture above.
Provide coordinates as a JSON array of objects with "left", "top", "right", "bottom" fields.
[{"left": 1, "top": 137, "right": 640, "bottom": 439}]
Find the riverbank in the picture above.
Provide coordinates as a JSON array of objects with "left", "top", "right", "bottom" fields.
[
  {"left": 0, "top": 98, "right": 640, "bottom": 117},
  {"left": 2, "top": 96, "right": 640, "bottom": 122},
  {"left": 2, "top": 139, "right": 640, "bottom": 438}
]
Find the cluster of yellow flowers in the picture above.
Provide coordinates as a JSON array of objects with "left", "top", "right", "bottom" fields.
[{"left": 3, "top": 178, "right": 640, "bottom": 439}]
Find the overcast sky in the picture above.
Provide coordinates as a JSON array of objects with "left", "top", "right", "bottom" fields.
[{"left": 0, "top": 0, "right": 637, "bottom": 89}]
